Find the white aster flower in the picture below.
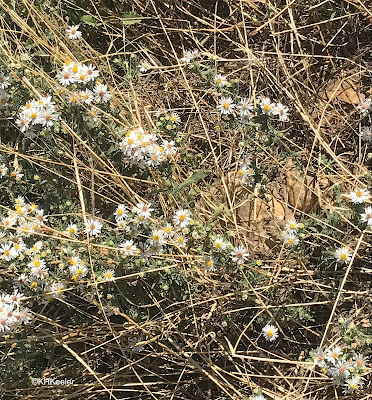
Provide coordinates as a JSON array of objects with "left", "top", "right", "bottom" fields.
[
  {"left": 93, "top": 84, "right": 111, "bottom": 103},
  {"left": 38, "top": 106, "right": 59, "bottom": 127},
  {"left": 132, "top": 202, "right": 153, "bottom": 220},
  {"left": 349, "top": 188, "right": 371, "bottom": 203},
  {"left": 213, "top": 236, "right": 227, "bottom": 251},
  {"left": 260, "top": 97, "right": 274, "bottom": 115},
  {"left": 231, "top": 245, "right": 250, "bottom": 265},
  {"left": 81, "top": 64, "right": 99, "bottom": 81},
  {"left": 16, "top": 112, "right": 31, "bottom": 133},
  {"left": 313, "top": 347, "right": 326, "bottom": 367},
  {"left": 330, "top": 360, "right": 351, "bottom": 379},
  {"left": 334, "top": 246, "right": 352, "bottom": 264},
  {"left": 69, "top": 264, "right": 88, "bottom": 280},
  {"left": 214, "top": 74, "right": 227, "bottom": 86},
  {"left": 114, "top": 204, "right": 128, "bottom": 221},
  {"left": 253, "top": 396, "right": 266, "bottom": 400},
  {"left": 104, "top": 269, "right": 115, "bottom": 281},
  {"left": 343, "top": 376, "right": 362, "bottom": 394},
  {"left": 65, "top": 224, "right": 78, "bottom": 236},
  {"left": 173, "top": 209, "right": 192, "bottom": 228},
  {"left": 86, "top": 218, "right": 103, "bottom": 237},
  {"left": 139, "top": 61, "right": 152, "bottom": 73},
  {"left": 202, "top": 255, "right": 215, "bottom": 272},
  {"left": 174, "top": 234, "right": 187, "bottom": 247},
  {"left": 359, "top": 125, "right": 372, "bottom": 142},
  {"left": 0, "top": 73, "right": 10, "bottom": 90},
  {"left": 325, "top": 346, "right": 343, "bottom": 365},
  {"left": 0, "top": 164, "right": 8, "bottom": 177},
  {"left": 285, "top": 219, "right": 299, "bottom": 232},
  {"left": 357, "top": 98, "right": 371, "bottom": 116},
  {"left": 217, "top": 96, "right": 235, "bottom": 115},
  {"left": 66, "top": 25, "right": 82, "bottom": 40},
  {"left": 262, "top": 324, "right": 279, "bottom": 342},
  {"left": 180, "top": 49, "right": 199, "bottom": 65},
  {"left": 29, "top": 259, "right": 48, "bottom": 280},
  {"left": 170, "top": 113, "right": 181, "bottom": 124},
  {"left": 162, "top": 140, "right": 177, "bottom": 156},
  {"left": 79, "top": 89, "right": 94, "bottom": 104},
  {"left": 56, "top": 68, "right": 77, "bottom": 86},
  {"left": 283, "top": 231, "right": 299, "bottom": 247},
  {"left": 272, "top": 103, "right": 290, "bottom": 121},
  {"left": 120, "top": 240, "right": 138, "bottom": 256},
  {"left": 238, "top": 98, "right": 254, "bottom": 117},
  {"left": 150, "top": 229, "right": 167, "bottom": 246},
  {"left": 360, "top": 206, "right": 372, "bottom": 225},
  {"left": 0, "top": 243, "right": 17, "bottom": 261}
]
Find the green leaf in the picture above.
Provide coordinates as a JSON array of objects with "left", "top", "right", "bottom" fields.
[
  {"left": 177, "top": 169, "right": 209, "bottom": 191},
  {"left": 121, "top": 12, "right": 143, "bottom": 25},
  {"left": 81, "top": 15, "right": 99, "bottom": 26}
]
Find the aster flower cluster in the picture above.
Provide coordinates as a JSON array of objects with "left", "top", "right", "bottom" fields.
[
  {"left": 113, "top": 203, "right": 194, "bottom": 255},
  {"left": 349, "top": 187, "right": 372, "bottom": 225},
  {"left": 236, "top": 154, "right": 256, "bottom": 185},
  {"left": 281, "top": 219, "right": 304, "bottom": 247},
  {"left": 217, "top": 94, "right": 290, "bottom": 123},
  {"left": 1, "top": 196, "right": 48, "bottom": 238},
  {"left": 312, "top": 345, "right": 366, "bottom": 393},
  {"left": 56, "top": 60, "right": 111, "bottom": 108},
  {"left": 334, "top": 187, "right": 372, "bottom": 263},
  {"left": 0, "top": 158, "right": 24, "bottom": 181},
  {"left": 0, "top": 290, "right": 32, "bottom": 334},
  {"left": 119, "top": 127, "right": 177, "bottom": 168},
  {"left": 180, "top": 49, "right": 201, "bottom": 65},
  {"left": 16, "top": 96, "right": 59, "bottom": 138}
]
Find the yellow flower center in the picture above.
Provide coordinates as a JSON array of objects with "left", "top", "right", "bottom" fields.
[
  {"left": 263, "top": 104, "right": 271, "bottom": 111},
  {"left": 222, "top": 102, "right": 229, "bottom": 110},
  {"left": 341, "top": 253, "right": 347, "bottom": 260}
]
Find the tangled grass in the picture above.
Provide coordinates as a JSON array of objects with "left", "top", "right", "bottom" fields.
[{"left": 0, "top": 0, "right": 371, "bottom": 399}]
